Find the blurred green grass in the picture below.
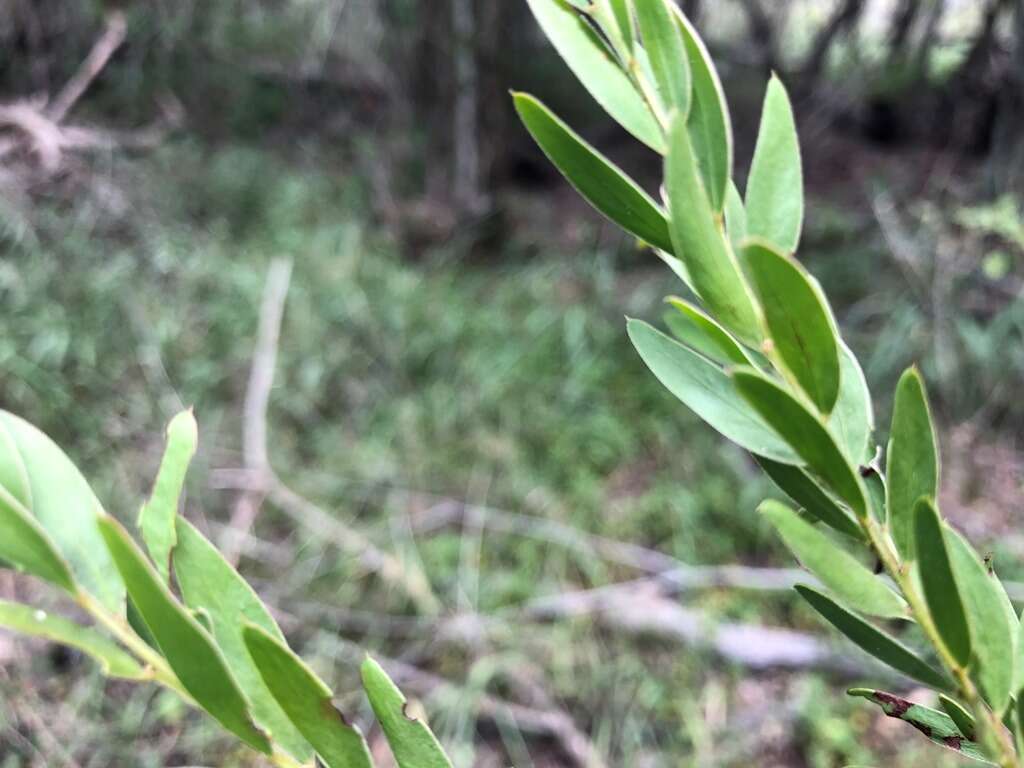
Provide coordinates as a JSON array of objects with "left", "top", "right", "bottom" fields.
[{"left": 0, "top": 139, "right": 1007, "bottom": 767}]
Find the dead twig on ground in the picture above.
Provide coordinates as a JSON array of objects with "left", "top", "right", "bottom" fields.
[{"left": 217, "top": 260, "right": 440, "bottom": 614}]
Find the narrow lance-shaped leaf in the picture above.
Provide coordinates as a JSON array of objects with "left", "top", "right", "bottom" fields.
[
  {"left": 138, "top": 409, "right": 198, "bottom": 584},
  {"left": 743, "top": 239, "right": 840, "bottom": 413},
  {"left": 796, "top": 586, "right": 950, "bottom": 689},
  {"left": 887, "top": 367, "right": 939, "bottom": 560},
  {"left": 732, "top": 369, "right": 868, "bottom": 516},
  {"left": 361, "top": 657, "right": 453, "bottom": 768},
  {"left": 606, "top": 0, "right": 634, "bottom": 54},
  {"left": 97, "top": 515, "right": 271, "bottom": 754},
  {"left": 243, "top": 624, "right": 373, "bottom": 768},
  {"left": 830, "top": 341, "right": 875, "bottom": 464},
  {"left": 946, "top": 527, "right": 1015, "bottom": 713},
  {"left": 760, "top": 500, "right": 904, "bottom": 618},
  {"left": 665, "top": 113, "right": 762, "bottom": 346},
  {"left": 939, "top": 694, "right": 977, "bottom": 740},
  {"left": 724, "top": 179, "right": 747, "bottom": 254},
  {"left": 627, "top": 320, "right": 798, "bottom": 463},
  {"left": 849, "top": 688, "right": 993, "bottom": 765},
  {"left": 0, "top": 484, "right": 75, "bottom": 593},
  {"left": 756, "top": 457, "right": 862, "bottom": 539},
  {"left": 633, "top": 0, "right": 690, "bottom": 117},
  {"left": 663, "top": 296, "right": 754, "bottom": 366},
  {"left": 914, "top": 498, "right": 972, "bottom": 667},
  {"left": 745, "top": 75, "right": 803, "bottom": 252},
  {"left": 173, "top": 518, "right": 312, "bottom": 761},
  {"left": 670, "top": 5, "right": 732, "bottom": 210},
  {"left": 0, "top": 599, "right": 144, "bottom": 680},
  {"left": 514, "top": 93, "right": 673, "bottom": 253},
  {"left": 524, "top": 0, "right": 665, "bottom": 152},
  {"left": 0, "top": 411, "right": 124, "bottom": 612}
]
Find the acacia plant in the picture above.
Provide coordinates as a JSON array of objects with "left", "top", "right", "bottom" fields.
[
  {"left": 0, "top": 3, "right": 1020, "bottom": 767},
  {"left": 0, "top": 407, "right": 455, "bottom": 768},
  {"left": 513, "top": 1, "right": 1023, "bottom": 765}
]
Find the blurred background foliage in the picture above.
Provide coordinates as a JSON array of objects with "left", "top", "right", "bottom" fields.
[{"left": 0, "top": 1, "right": 1023, "bottom": 766}]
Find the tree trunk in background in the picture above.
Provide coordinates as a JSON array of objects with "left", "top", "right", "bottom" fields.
[
  {"left": 990, "top": 0, "right": 1024, "bottom": 195},
  {"left": 451, "top": 0, "right": 488, "bottom": 217}
]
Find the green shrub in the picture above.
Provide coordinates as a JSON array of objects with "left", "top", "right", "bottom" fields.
[{"left": 513, "top": 1, "right": 1022, "bottom": 766}]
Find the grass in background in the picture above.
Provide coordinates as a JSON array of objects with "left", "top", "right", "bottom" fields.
[{"left": 0, "top": 139, "right": 1005, "bottom": 767}]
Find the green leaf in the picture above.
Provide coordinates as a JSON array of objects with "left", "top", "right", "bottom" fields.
[
  {"left": 830, "top": 342, "right": 875, "bottom": 464},
  {"left": 524, "top": 0, "right": 664, "bottom": 152},
  {"left": 745, "top": 75, "right": 803, "bottom": 252},
  {"left": 743, "top": 240, "right": 840, "bottom": 413},
  {"left": 946, "top": 527, "right": 1015, "bottom": 713},
  {"left": 849, "top": 688, "right": 993, "bottom": 764},
  {"left": 0, "top": 412, "right": 124, "bottom": 612},
  {"left": 0, "top": 599, "right": 145, "bottom": 680},
  {"left": 724, "top": 179, "right": 747, "bottom": 253},
  {"left": 173, "top": 518, "right": 312, "bottom": 761},
  {"left": 0, "top": 419, "right": 32, "bottom": 510},
  {"left": 663, "top": 296, "right": 753, "bottom": 366},
  {"left": 887, "top": 367, "right": 940, "bottom": 560},
  {"left": 796, "top": 586, "right": 949, "bottom": 689},
  {"left": 243, "top": 624, "right": 373, "bottom": 768},
  {"left": 0, "top": 484, "right": 75, "bottom": 593},
  {"left": 760, "top": 500, "right": 904, "bottom": 618},
  {"left": 756, "top": 457, "right": 862, "bottom": 539},
  {"left": 914, "top": 498, "right": 971, "bottom": 667},
  {"left": 861, "top": 465, "right": 886, "bottom": 522},
  {"left": 627, "top": 320, "right": 798, "bottom": 463},
  {"left": 360, "top": 657, "right": 453, "bottom": 768},
  {"left": 665, "top": 113, "right": 762, "bottom": 346},
  {"left": 514, "top": 93, "right": 673, "bottom": 253},
  {"left": 138, "top": 410, "right": 198, "bottom": 584},
  {"left": 731, "top": 369, "right": 868, "bottom": 516},
  {"left": 670, "top": 6, "right": 731, "bottom": 210},
  {"left": 606, "top": 0, "right": 635, "bottom": 55},
  {"left": 97, "top": 515, "right": 271, "bottom": 754},
  {"left": 633, "top": 0, "right": 690, "bottom": 117},
  {"left": 938, "top": 694, "right": 977, "bottom": 740}
]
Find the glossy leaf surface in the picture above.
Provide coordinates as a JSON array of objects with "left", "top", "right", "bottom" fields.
[
  {"left": 98, "top": 515, "right": 271, "bottom": 753},
  {"left": 628, "top": 320, "right": 797, "bottom": 462},
  {"left": 634, "top": 0, "right": 690, "bottom": 117},
  {"left": 174, "top": 518, "right": 312, "bottom": 760},
  {"left": 914, "top": 498, "right": 971, "bottom": 667},
  {"left": 244, "top": 624, "right": 373, "bottom": 768},
  {"left": 946, "top": 527, "right": 1014, "bottom": 712},
  {"left": 743, "top": 240, "right": 839, "bottom": 413},
  {"left": 515, "top": 93, "right": 673, "bottom": 252},
  {"left": 732, "top": 370, "right": 867, "bottom": 516},
  {"left": 760, "top": 500, "right": 903, "bottom": 618},
  {"left": 665, "top": 114, "right": 761, "bottom": 345},
  {"left": 745, "top": 75, "right": 803, "bottom": 252},
  {"left": 756, "top": 457, "right": 862, "bottom": 539},
  {"left": 797, "top": 586, "right": 949, "bottom": 689},
  {"left": 0, "top": 485, "right": 75, "bottom": 593},
  {"left": 524, "top": 0, "right": 664, "bottom": 151},
  {"left": 671, "top": 6, "right": 731, "bottom": 209},
  {"left": 0, "top": 412, "right": 123, "bottom": 612},
  {"left": 887, "top": 367, "right": 939, "bottom": 559},
  {"left": 663, "top": 296, "right": 753, "bottom": 366}
]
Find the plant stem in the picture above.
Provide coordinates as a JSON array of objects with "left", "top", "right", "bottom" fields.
[
  {"left": 860, "top": 517, "right": 1019, "bottom": 767},
  {"left": 76, "top": 589, "right": 193, "bottom": 704}
]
